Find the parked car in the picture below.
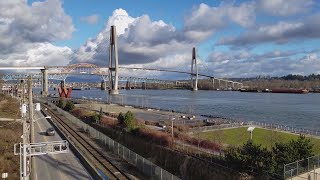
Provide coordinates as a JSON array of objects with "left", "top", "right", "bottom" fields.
[{"left": 46, "top": 127, "right": 55, "bottom": 136}]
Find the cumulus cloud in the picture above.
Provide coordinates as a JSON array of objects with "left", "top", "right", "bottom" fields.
[
  {"left": 184, "top": 2, "right": 256, "bottom": 42},
  {"left": 72, "top": 2, "right": 257, "bottom": 67},
  {"left": 72, "top": 8, "right": 194, "bottom": 66},
  {"left": 218, "top": 13, "right": 320, "bottom": 47},
  {"left": 258, "top": 0, "right": 314, "bottom": 16},
  {"left": 0, "top": 43, "right": 72, "bottom": 66},
  {"left": 205, "top": 50, "right": 320, "bottom": 77},
  {"left": 80, "top": 14, "right": 100, "bottom": 25},
  {"left": 0, "top": 0, "right": 74, "bottom": 67}
]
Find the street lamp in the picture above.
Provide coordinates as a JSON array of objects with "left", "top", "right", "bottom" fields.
[
  {"left": 247, "top": 127, "right": 255, "bottom": 142},
  {"left": 171, "top": 117, "right": 175, "bottom": 139}
]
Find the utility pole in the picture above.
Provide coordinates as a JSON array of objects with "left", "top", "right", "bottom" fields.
[
  {"left": 28, "top": 76, "right": 34, "bottom": 144},
  {"left": 27, "top": 76, "right": 34, "bottom": 180},
  {"left": 20, "top": 80, "right": 28, "bottom": 180}
]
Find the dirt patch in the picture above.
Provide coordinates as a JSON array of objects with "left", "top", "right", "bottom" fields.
[
  {"left": 0, "top": 94, "right": 20, "bottom": 119},
  {"left": 0, "top": 121, "right": 22, "bottom": 180}
]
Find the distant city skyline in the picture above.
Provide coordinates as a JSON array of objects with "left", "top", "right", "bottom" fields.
[{"left": 0, "top": 0, "right": 319, "bottom": 77}]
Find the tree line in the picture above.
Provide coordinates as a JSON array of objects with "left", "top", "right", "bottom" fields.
[{"left": 225, "top": 135, "right": 313, "bottom": 178}]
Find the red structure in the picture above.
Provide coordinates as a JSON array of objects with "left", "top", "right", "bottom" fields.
[{"left": 58, "top": 81, "right": 72, "bottom": 98}]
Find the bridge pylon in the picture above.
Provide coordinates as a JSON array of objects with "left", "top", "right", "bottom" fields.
[
  {"left": 191, "top": 47, "right": 198, "bottom": 91},
  {"left": 41, "top": 68, "right": 48, "bottom": 96},
  {"left": 108, "top": 25, "right": 119, "bottom": 95}
]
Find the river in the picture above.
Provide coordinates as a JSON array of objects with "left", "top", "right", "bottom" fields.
[{"left": 41, "top": 88, "right": 320, "bottom": 130}]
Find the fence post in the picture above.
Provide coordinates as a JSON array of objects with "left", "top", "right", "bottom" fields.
[
  {"left": 143, "top": 158, "right": 145, "bottom": 173},
  {"left": 308, "top": 157, "right": 310, "bottom": 171},
  {"left": 161, "top": 168, "right": 162, "bottom": 180},
  {"left": 136, "top": 153, "right": 137, "bottom": 165}
]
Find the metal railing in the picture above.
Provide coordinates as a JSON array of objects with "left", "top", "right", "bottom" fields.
[
  {"left": 40, "top": 99, "right": 180, "bottom": 180},
  {"left": 284, "top": 154, "right": 320, "bottom": 179}
]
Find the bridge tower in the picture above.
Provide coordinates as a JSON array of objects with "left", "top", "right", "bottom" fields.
[
  {"left": 191, "top": 47, "right": 198, "bottom": 91},
  {"left": 108, "top": 25, "right": 119, "bottom": 95},
  {"left": 41, "top": 67, "right": 48, "bottom": 96}
]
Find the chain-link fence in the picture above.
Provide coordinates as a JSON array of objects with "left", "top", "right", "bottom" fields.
[
  {"left": 190, "top": 120, "right": 320, "bottom": 138},
  {"left": 284, "top": 155, "right": 320, "bottom": 179},
  {"left": 248, "top": 121, "right": 320, "bottom": 137},
  {"left": 41, "top": 99, "right": 180, "bottom": 180}
]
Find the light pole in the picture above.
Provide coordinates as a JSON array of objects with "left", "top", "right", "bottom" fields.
[
  {"left": 171, "top": 117, "right": 175, "bottom": 140},
  {"left": 247, "top": 127, "right": 255, "bottom": 142}
]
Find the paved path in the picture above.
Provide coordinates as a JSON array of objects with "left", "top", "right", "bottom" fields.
[
  {"left": 292, "top": 168, "right": 320, "bottom": 180},
  {"left": 75, "top": 102, "right": 204, "bottom": 125},
  {"left": 32, "top": 111, "right": 91, "bottom": 180}
]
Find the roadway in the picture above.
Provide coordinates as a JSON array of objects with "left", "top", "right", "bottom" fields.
[{"left": 32, "top": 111, "right": 92, "bottom": 180}]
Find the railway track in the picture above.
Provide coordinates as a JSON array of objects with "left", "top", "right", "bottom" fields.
[{"left": 42, "top": 104, "right": 130, "bottom": 180}]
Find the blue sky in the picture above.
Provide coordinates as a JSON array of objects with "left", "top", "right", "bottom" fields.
[{"left": 1, "top": 0, "right": 320, "bottom": 78}]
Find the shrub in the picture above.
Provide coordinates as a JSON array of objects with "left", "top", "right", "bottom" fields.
[
  {"left": 117, "top": 112, "right": 125, "bottom": 124},
  {"left": 64, "top": 101, "right": 75, "bottom": 112},
  {"left": 90, "top": 113, "right": 100, "bottom": 123},
  {"left": 124, "top": 111, "right": 135, "bottom": 130},
  {"left": 57, "top": 98, "right": 65, "bottom": 109}
]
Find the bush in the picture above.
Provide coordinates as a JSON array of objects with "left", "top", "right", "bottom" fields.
[
  {"left": 136, "top": 127, "right": 172, "bottom": 147},
  {"left": 64, "top": 101, "right": 75, "bottom": 112},
  {"left": 117, "top": 112, "right": 125, "bottom": 124},
  {"left": 57, "top": 98, "right": 65, "bottom": 109},
  {"left": 124, "top": 111, "right": 135, "bottom": 130},
  {"left": 90, "top": 113, "right": 100, "bottom": 123}
]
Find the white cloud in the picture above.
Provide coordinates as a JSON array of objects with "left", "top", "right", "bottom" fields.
[
  {"left": 72, "top": 8, "right": 194, "bottom": 67},
  {"left": 184, "top": 2, "right": 256, "bottom": 41},
  {"left": 205, "top": 50, "right": 320, "bottom": 77},
  {"left": 0, "top": 0, "right": 75, "bottom": 67},
  {"left": 72, "top": 3, "right": 257, "bottom": 69},
  {"left": 0, "top": 43, "right": 72, "bottom": 66},
  {"left": 218, "top": 14, "right": 320, "bottom": 46},
  {"left": 259, "top": 0, "right": 314, "bottom": 16},
  {"left": 80, "top": 14, "right": 100, "bottom": 25}
]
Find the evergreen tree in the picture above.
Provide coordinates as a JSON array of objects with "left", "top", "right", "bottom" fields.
[
  {"left": 124, "top": 111, "right": 135, "bottom": 130},
  {"left": 117, "top": 112, "right": 125, "bottom": 124}
]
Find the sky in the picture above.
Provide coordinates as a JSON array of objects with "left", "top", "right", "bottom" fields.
[{"left": 1, "top": 0, "right": 320, "bottom": 78}]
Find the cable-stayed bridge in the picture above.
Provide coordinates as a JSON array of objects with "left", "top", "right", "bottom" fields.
[{"left": 0, "top": 26, "right": 243, "bottom": 95}]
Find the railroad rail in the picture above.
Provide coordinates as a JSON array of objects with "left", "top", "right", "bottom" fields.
[{"left": 42, "top": 104, "right": 130, "bottom": 180}]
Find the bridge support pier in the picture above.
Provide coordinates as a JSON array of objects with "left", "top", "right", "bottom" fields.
[
  {"left": 142, "top": 82, "right": 147, "bottom": 90},
  {"left": 126, "top": 80, "right": 131, "bottom": 90},
  {"left": 191, "top": 47, "right": 198, "bottom": 91},
  {"left": 101, "top": 80, "right": 107, "bottom": 90},
  {"left": 211, "top": 78, "right": 214, "bottom": 90},
  {"left": 41, "top": 68, "right": 48, "bottom": 96},
  {"left": 108, "top": 25, "right": 119, "bottom": 95}
]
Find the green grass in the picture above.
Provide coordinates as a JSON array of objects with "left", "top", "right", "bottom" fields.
[{"left": 197, "top": 127, "right": 320, "bottom": 154}]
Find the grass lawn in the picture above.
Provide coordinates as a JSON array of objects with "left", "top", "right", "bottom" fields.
[{"left": 197, "top": 127, "right": 320, "bottom": 154}]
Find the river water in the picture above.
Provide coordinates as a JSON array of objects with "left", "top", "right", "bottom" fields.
[{"left": 42, "top": 88, "right": 320, "bottom": 130}]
